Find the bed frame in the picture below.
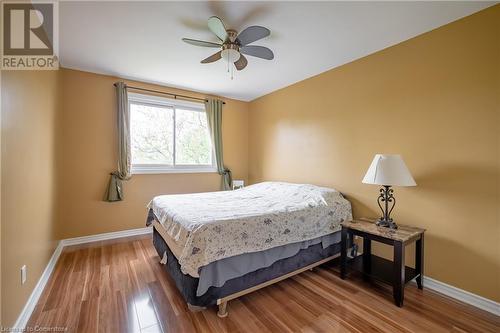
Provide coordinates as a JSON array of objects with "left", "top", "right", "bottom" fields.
[
  {"left": 215, "top": 253, "right": 340, "bottom": 317},
  {"left": 152, "top": 225, "right": 348, "bottom": 318}
]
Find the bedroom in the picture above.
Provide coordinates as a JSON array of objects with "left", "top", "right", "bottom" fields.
[{"left": 0, "top": 1, "right": 499, "bottom": 332}]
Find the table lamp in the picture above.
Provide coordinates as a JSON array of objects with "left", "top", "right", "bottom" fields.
[{"left": 362, "top": 154, "right": 416, "bottom": 229}]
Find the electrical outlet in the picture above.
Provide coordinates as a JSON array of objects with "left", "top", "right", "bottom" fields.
[
  {"left": 21, "top": 265, "right": 27, "bottom": 284},
  {"left": 232, "top": 180, "right": 244, "bottom": 190}
]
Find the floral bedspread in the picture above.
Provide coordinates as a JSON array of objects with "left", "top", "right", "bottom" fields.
[{"left": 147, "top": 182, "right": 352, "bottom": 277}]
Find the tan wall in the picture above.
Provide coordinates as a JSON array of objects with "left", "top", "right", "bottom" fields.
[
  {"left": 57, "top": 69, "right": 249, "bottom": 239},
  {"left": 248, "top": 6, "right": 500, "bottom": 301},
  {"left": 1, "top": 71, "right": 61, "bottom": 326},
  {"left": 0, "top": 67, "right": 3, "bottom": 327}
]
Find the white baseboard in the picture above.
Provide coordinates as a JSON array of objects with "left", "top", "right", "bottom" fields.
[
  {"left": 13, "top": 227, "right": 499, "bottom": 329},
  {"left": 13, "top": 241, "right": 64, "bottom": 330},
  {"left": 61, "top": 226, "right": 151, "bottom": 247},
  {"left": 13, "top": 226, "right": 153, "bottom": 330},
  {"left": 420, "top": 276, "right": 500, "bottom": 316},
  {"left": 354, "top": 251, "right": 500, "bottom": 316}
]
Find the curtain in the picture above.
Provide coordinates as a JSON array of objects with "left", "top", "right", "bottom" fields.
[
  {"left": 205, "top": 99, "right": 232, "bottom": 190},
  {"left": 104, "top": 82, "right": 132, "bottom": 201}
]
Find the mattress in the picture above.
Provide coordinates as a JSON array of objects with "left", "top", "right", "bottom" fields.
[{"left": 147, "top": 181, "right": 352, "bottom": 277}]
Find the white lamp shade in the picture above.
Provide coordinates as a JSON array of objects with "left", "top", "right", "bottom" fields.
[{"left": 362, "top": 154, "right": 416, "bottom": 186}]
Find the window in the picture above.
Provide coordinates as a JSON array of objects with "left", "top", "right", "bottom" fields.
[{"left": 129, "top": 93, "right": 216, "bottom": 174}]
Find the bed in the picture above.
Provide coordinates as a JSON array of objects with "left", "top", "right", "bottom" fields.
[{"left": 146, "top": 181, "right": 353, "bottom": 317}]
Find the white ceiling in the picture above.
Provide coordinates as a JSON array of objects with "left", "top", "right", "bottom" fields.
[{"left": 59, "top": 1, "right": 494, "bottom": 101}]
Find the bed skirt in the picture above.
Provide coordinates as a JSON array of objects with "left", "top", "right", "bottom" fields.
[{"left": 152, "top": 227, "right": 345, "bottom": 307}]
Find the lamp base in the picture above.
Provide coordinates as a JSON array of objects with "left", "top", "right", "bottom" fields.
[
  {"left": 376, "top": 185, "right": 398, "bottom": 229},
  {"left": 376, "top": 218, "right": 398, "bottom": 229}
]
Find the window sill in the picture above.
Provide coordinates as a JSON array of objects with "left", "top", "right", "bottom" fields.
[{"left": 131, "top": 166, "right": 218, "bottom": 175}]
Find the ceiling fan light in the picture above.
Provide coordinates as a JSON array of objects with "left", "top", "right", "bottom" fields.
[{"left": 221, "top": 49, "right": 240, "bottom": 63}]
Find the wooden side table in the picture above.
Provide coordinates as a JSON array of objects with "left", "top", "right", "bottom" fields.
[{"left": 340, "top": 218, "right": 425, "bottom": 307}]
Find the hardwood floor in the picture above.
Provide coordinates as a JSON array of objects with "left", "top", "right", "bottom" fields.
[{"left": 27, "top": 235, "right": 499, "bottom": 333}]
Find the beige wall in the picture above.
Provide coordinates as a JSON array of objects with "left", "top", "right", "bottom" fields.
[
  {"left": 1, "top": 71, "right": 61, "bottom": 326},
  {"left": 0, "top": 67, "right": 3, "bottom": 327},
  {"left": 248, "top": 6, "right": 499, "bottom": 301},
  {"left": 56, "top": 69, "right": 249, "bottom": 239}
]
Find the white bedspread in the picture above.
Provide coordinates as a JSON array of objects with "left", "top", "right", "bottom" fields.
[{"left": 148, "top": 182, "right": 352, "bottom": 277}]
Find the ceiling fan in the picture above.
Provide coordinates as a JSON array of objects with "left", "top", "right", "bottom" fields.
[{"left": 182, "top": 16, "right": 274, "bottom": 73}]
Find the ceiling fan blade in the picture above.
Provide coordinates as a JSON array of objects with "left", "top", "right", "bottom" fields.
[
  {"left": 240, "top": 45, "right": 274, "bottom": 60},
  {"left": 208, "top": 16, "right": 228, "bottom": 42},
  {"left": 182, "top": 38, "right": 221, "bottom": 48},
  {"left": 236, "top": 26, "right": 270, "bottom": 46},
  {"left": 201, "top": 51, "right": 222, "bottom": 64},
  {"left": 234, "top": 54, "right": 248, "bottom": 71}
]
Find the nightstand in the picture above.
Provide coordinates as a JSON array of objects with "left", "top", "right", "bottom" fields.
[{"left": 340, "top": 218, "right": 425, "bottom": 307}]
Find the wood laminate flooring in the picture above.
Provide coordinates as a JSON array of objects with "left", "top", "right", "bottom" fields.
[{"left": 27, "top": 235, "right": 499, "bottom": 332}]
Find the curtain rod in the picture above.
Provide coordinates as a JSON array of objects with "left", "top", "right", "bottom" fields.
[{"left": 113, "top": 83, "right": 225, "bottom": 104}]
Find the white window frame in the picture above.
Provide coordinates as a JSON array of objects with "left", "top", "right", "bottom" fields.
[{"left": 129, "top": 92, "right": 217, "bottom": 174}]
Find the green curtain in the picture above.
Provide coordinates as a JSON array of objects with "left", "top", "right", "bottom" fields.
[
  {"left": 205, "top": 99, "right": 232, "bottom": 190},
  {"left": 104, "top": 82, "right": 131, "bottom": 201}
]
